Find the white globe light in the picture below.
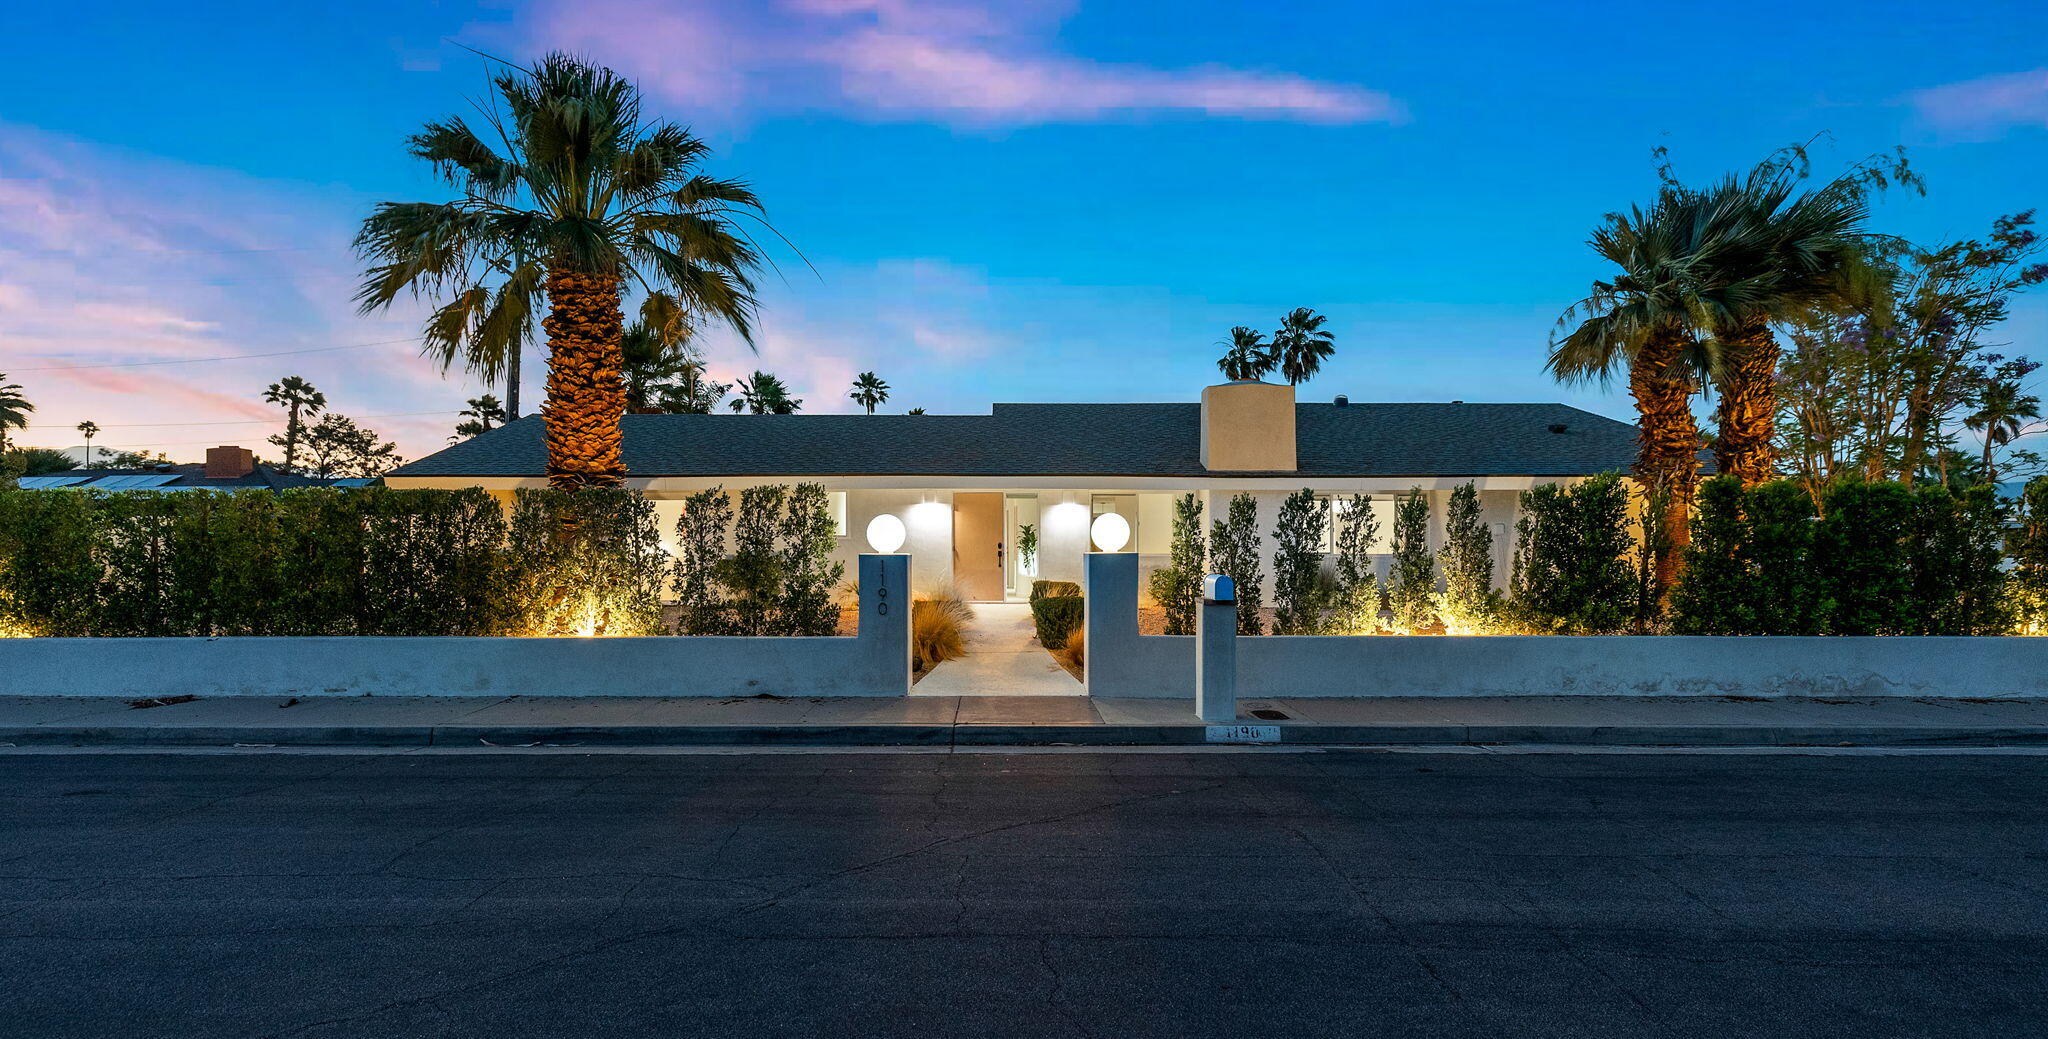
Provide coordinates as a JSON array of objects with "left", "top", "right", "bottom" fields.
[
  {"left": 1091, "top": 512, "right": 1131, "bottom": 552},
  {"left": 866, "top": 513, "right": 907, "bottom": 554}
]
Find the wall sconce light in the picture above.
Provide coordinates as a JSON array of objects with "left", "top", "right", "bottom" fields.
[{"left": 866, "top": 513, "right": 907, "bottom": 553}]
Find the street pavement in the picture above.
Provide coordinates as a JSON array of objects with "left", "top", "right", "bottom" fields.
[{"left": 5, "top": 749, "right": 2048, "bottom": 1037}]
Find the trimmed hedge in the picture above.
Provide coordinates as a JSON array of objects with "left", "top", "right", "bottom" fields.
[
  {"left": 1029, "top": 579, "right": 1081, "bottom": 602},
  {"left": 1031, "top": 595, "right": 1084, "bottom": 649}
]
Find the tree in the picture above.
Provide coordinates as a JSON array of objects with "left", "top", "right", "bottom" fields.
[
  {"left": 263, "top": 376, "right": 326, "bottom": 472},
  {"left": 1269, "top": 308, "right": 1335, "bottom": 386},
  {"left": 356, "top": 53, "right": 774, "bottom": 490},
  {"left": 2011, "top": 477, "right": 2048, "bottom": 635},
  {"left": 1216, "top": 327, "right": 1274, "bottom": 382},
  {"left": 301, "top": 415, "right": 404, "bottom": 479},
  {"left": 5, "top": 447, "right": 75, "bottom": 477},
  {"left": 75, "top": 421, "right": 99, "bottom": 467},
  {"left": 1330, "top": 494, "right": 1379, "bottom": 634},
  {"left": 452, "top": 395, "right": 508, "bottom": 441},
  {"left": 1147, "top": 494, "right": 1205, "bottom": 635},
  {"left": 1207, "top": 493, "right": 1264, "bottom": 635},
  {"left": 849, "top": 372, "right": 890, "bottom": 415},
  {"left": 1271, "top": 489, "right": 1329, "bottom": 634},
  {"left": 732, "top": 371, "right": 801, "bottom": 414},
  {"left": 779, "top": 483, "right": 846, "bottom": 636},
  {"left": 1435, "top": 482, "right": 1500, "bottom": 634},
  {"left": 620, "top": 323, "right": 704, "bottom": 414},
  {"left": 0, "top": 373, "right": 31, "bottom": 464},
  {"left": 1965, "top": 375, "right": 2042, "bottom": 484},
  {"left": 1385, "top": 489, "right": 1436, "bottom": 633}
]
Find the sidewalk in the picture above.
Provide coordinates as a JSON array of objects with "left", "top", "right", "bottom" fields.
[{"left": 6, "top": 694, "right": 2048, "bottom": 748}]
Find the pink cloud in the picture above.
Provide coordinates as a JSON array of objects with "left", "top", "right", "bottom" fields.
[
  {"left": 1909, "top": 68, "right": 2048, "bottom": 136},
  {"left": 511, "top": 0, "right": 1401, "bottom": 127}
]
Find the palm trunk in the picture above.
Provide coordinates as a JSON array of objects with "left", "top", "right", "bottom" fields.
[
  {"left": 506, "top": 345, "right": 522, "bottom": 421},
  {"left": 1712, "top": 318, "right": 1779, "bottom": 485},
  {"left": 540, "top": 261, "right": 627, "bottom": 490},
  {"left": 1629, "top": 326, "right": 1700, "bottom": 602}
]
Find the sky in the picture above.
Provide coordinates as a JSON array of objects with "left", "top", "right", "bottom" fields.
[{"left": 2, "top": 0, "right": 2046, "bottom": 463}]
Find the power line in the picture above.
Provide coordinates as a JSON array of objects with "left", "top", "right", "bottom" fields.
[
  {"left": 24, "top": 410, "right": 459, "bottom": 430},
  {"left": 13, "top": 337, "right": 425, "bottom": 373}
]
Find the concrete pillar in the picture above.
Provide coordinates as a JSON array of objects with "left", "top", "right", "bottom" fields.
[
  {"left": 857, "top": 554, "right": 912, "bottom": 695},
  {"left": 1083, "top": 552, "right": 1140, "bottom": 696},
  {"left": 1196, "top": 574, "right": 1237, "bottom": 722}
]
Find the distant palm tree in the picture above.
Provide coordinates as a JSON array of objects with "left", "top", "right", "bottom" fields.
[
  {"left": 732, "top": 371, "right": 801, "bottom": 414},
  {"left": 1216, "top": 327, "right": 1273, "bottom": 382},
  {"left": 356, "top": 53, "right": 775, "bottom": 489},
  {"left": 1967, "top": 380, "right": 2043, "bottom": 484},
  {"left": 849, "top": 371, "right": 890, "bottom": 414},
  {"left": 0, "top": 373, "right": 31, "bottom": 462},
  {"left": 1269, "top": 308, "right": 1335, "bottom": 386},
  {"left": 75, "top": 421, "right": 100, "bottom": 467},
  {"left": 263, "top": 376, "right": 327, "bottom": 472},
  {"left": 452, "top": 394, "right": 508, "bottom": 441},
  {"left": 906, "top": 407, "right": 926, "bottom": 415}
]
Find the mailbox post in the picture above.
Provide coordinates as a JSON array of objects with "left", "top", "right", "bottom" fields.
[{"left": 1196, "top": 573, "right": 1237, "bottom": 722}]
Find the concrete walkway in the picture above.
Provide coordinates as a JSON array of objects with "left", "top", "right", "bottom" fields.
[
  {"left": 7, "top": 694, "right": 2048, "bottom": 748},
  {"left": 914, "top": 602, "right": 1081, "bottom": 696}
]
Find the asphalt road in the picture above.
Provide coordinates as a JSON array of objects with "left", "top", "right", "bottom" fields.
[{"left": 5, "top": 749, "right": 2048, "bottom": 1038}]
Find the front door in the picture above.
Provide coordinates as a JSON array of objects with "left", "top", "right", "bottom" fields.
[{"left": 952, "top": 492, "right": 1004, "bottom": 601}]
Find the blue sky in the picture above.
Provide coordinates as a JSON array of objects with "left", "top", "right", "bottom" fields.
[{"left": 2, "top": 0, "right": 2046, "bottom": 459}]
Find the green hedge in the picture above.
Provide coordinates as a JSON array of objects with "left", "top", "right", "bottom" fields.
[
  {"left": 1029, "top": 579, "right": 1081, "bottom": 602},
  {"left": 0, "top": 486, "right": 669, "bottom": 637},
  {"left": 1031, "top": 595, "right": 1084, "bottom": 649}
]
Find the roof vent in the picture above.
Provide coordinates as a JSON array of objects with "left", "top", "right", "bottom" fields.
[
  {"left": 1333, "top": 395, "right": 1349, "bottom": 407},
  {"left": 1547, "top": 423, "right": 1569, "bottom": 434}
]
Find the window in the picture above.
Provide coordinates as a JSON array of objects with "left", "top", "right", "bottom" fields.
[{"left": 831, "top": 491, "right": 848, "bottom": 537}]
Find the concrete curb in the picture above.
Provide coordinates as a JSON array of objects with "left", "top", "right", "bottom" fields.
[{"left": 8, "top": 723, "right": 2048, "bottom": 749}]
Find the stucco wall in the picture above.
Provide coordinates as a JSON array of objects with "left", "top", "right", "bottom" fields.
[{"left": 0, "top": 555, "right": 914, "bottom": 699}]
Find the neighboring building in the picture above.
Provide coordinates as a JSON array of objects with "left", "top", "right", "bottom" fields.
[
  {"left": 387, "top": 382, "right": 1641, "bottom": 602},
  {"left": 14, "top": 446, "right": 374, "bottom": 492}
]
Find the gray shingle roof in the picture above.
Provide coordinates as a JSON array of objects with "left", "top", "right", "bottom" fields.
[{"left": 391, "top": 402, "right": 1640, "bottom": 479}]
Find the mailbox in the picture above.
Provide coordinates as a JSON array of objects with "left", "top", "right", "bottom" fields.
[{"left": 1202, "top": 573, "right": 1235, "bottom": 603}]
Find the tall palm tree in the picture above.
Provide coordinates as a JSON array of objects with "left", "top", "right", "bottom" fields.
[
  {"left": 1967, "top": 380, "right": 2043, "bottom": 484},
  {"left": 731, "top": 371, "right": 800, "bottom": 414},
  {"left": 1216, "top": 327, "right": 1273, "bottom": 381},
  {"left": 0, "top": 374, "right": 31, "bottom": 462},
  {"left": 75, "top": 421, "right": 100, "bottom": 468},
  {"left": 849, "top": 371, "right": 889, "bottom": 414},
  {"left": 1270, "top": 308, "right": 1335, "bottom": 386},
  {"left": 263, "top": 376, "right": 326, "bottom": 472},
  {"left": 356, "top": 53, "right": 773, "bottom": 490},
  {"left": 1552, "top": 191, "right": 1722, "bottom": 599}
]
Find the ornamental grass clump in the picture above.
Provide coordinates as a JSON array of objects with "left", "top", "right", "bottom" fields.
[{"left": 913, "top": 586, "right": 973, "bottom": 672}]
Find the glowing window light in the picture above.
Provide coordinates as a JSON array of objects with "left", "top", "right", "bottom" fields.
[
  {"left": 1090, "top": 512, "right": 1130, "bottom": 552},
  {"left": 866, "top": 513, "right": 907, "bottom": 553}
]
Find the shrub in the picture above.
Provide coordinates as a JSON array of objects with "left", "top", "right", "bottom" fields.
[
  {"left": 1507, "top": 473, "right": 1634, "bottom": 634},
  {"left": 1812, "top": 481, "right": 1915, "bottom": 635},
  {"left": 1671, "top": 477, "right": 1754, "bottom": 634},
  {"left": 1906, "top": 482, "right": 2009, "bottom": 635},
  {"left": 913, "top": 593, "right": 973, "bottom": 671},
  {"left": 1330, "top": 493, "right": 1379, "bottom": 634},
  {"left": 720, "top": 485, "right": 787, "bottom": 636},
  {"left": 1208, "top": 493, "right": 1263, "bottom": 634},
  {"left": 0, "top": 489, "right": 101, "bottom": 636},
  {"left": 1435, "top": 482, "right": 1500, "bottom": 635},
  {"left": 1385, "top": 488, "right": 1436, "bottom": 633},
  {"left": 1031, "top": 594, "right": 1085, "bottom": 649},
  {"left": 778, "top": 483, "right": 846, "bottom": 636},
  {"left": 1672, "top": 478, "right": 1824, "bottom": 635},
  {"left": 1272, "top": 488, "right": 1329, "bottom": 634},
  {"left": 505, "top": 487, "right": 667, "bottom": 637},
  {"left": 2013, "top": 477, "right": 2048, "bottom": 635},
  {"left": 672, "top": 486, "right": 732, "bottom": 634},
  {"left": 1148, "top": 493, "right": 1204, "bottom": 635},
  {"left": 1029, "top": 579, "right": 1081, "bottom": 601}
]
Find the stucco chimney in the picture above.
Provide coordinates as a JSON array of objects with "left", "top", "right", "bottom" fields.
[
  {"left": 204, "top": 445, "right": 255, "bottom": 479},
  {"left": 1200, "top": 382, "right": 1296, "bottom": 471}
]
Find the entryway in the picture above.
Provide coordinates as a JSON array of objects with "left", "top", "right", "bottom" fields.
[{"left": 912, "top": 603, "right": 1083, "bottom": 696}]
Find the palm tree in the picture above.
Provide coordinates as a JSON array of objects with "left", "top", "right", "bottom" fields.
[
  {"left": 731, "top": 371, "right": 800, "bottom": 414},
  {"left": 1216, "top": 327, "right": 1273, "bottom": 381},
  {"left": 263, "top": 376, "right": 326, "bottom": 472},
  {"left": 356, "top": 53, "right": 774, "bottom": 490},
  {"left": 620, "top": 321, "right": 697, "bottom": 413},
  {"left": 0, "top": 374, "right": 31, "bottom": 462},
  {"left": 1966, "top": 380, "right": 2043, "bottom": 484},
  {"left": 75, "top": 421, "right": 100, "bottom": 467},
  {"left": 452, "top": 395, "right": 508, "bottom": 440},
  {"left": 906, "top": 407, "right": 926, "bottom": 415},
  {"left": 849, "top": 371, "right": 890, "bottom": 414},
  {"left": 1551, "top": 190, "right": 1719, "bottom": 600},
  {"left": 1270, "top": 308, "right": 1336, "bottom": 386}
]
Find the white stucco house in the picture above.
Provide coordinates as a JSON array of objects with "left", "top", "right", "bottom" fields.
[{"left": 385, "top": 381, "right": 1640, "bottom": 602}]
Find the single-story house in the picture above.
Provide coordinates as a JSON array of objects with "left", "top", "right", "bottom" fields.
[
  {"left": 388, "top": 382, "right": 1639, "bottom": 603},
  {"left": 15, "top": 446, "right": 374, "bottom": 492}
]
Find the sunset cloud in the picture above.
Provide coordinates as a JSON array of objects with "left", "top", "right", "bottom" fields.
[
  {"left": 516, "top": 0, "right": 1401, "bottom": 127},
  {"left": 1909, "top": 68, "right": 2048, "bottom": 136}
]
